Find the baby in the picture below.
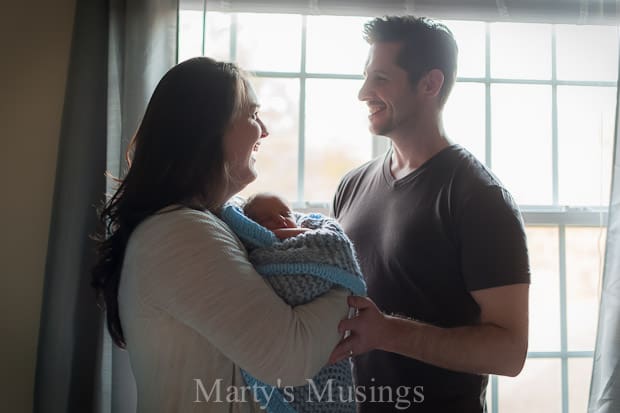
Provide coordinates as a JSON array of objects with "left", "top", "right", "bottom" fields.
[
  {"left": 243, "top": 192, "right": 311, "bottom": 240},
  {"left": 222, "top": 192, "right": 366, "bottom": 412}
]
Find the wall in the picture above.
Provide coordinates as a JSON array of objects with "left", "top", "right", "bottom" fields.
[{"left": 0, "top": 0, "right": 76, "bottom": 411}]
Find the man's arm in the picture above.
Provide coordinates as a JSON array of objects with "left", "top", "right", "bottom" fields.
[{"left": 329, "top": 283, "right": 529, "bottom": 377}]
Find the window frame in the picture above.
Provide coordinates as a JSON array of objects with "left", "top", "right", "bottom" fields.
[{"left": 179, "top": 9, "right": 616, "bottom": 412}]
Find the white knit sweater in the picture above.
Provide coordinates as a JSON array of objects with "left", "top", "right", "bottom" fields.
[{"left": 118, "top": 206, "right": 349, "bottom": 412}]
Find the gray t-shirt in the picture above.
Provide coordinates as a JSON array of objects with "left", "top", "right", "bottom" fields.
[{"left": 332, "top": 144, "right": 530, "bottom": 413}]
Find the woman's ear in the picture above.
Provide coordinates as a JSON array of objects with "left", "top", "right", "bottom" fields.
[{"left": 420, "top": 69, "right": 445, "bottom": 98}]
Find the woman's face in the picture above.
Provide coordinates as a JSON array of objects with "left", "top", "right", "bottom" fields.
[{"left": 223, "top": 81, "right": 269, "bottom": 194}]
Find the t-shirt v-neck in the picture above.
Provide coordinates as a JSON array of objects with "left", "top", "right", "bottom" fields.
[{"left": 382, "top": 144, "right": 460, "bottom": 188}]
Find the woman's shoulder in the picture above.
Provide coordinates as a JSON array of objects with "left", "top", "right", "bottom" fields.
[{"left": 131, "top": 205, "right": 233, "bottom": 245}]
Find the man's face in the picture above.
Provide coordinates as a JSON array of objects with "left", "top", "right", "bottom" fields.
[{"left": 358, "top": 42, "right": 423, "bottom": 137}]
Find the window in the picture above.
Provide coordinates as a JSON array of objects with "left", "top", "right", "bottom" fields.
[
  {"left": 178, "top": 7, "right": 617, "bottom": 412},
  {"left": 178, "top": 11, "right": 377, "bottom": 203}
]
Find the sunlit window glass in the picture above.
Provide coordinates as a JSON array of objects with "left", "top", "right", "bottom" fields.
[
  {"left": 566, "top": 227, "right": 606, "bottom": 351},
  {"left": 490, "top": 23, "right": 552, "bottom": 80},
  {"left": 526, "top": 226, "right": 561, "bottom": 352},
  {"left": 204, "top": 12, "right": 231, "bottom": 62},
  {"left": 443, "top": 20, "right": 486, "bottom": 78},
  {"left": 305, "top": 79, "right": 371, "bottom": 201},
  {"left": 498, "top": 359, "right": 562, "bottom": 413},
  {"left": 178, "top": 9, "right": 204, "bottom": 62},
  {"left": 491, "top": 84, "right": 552, "bottom": 205},
  {"left": 236, "top": 13, "right": 302, "bottom": 72},
  {"left": 557, "top": 86, "right": 615, "bottom": 206},
  {"left": 486, "top": 382, "right": 493, "bottom": 411},
  {"left": 443, "top": 81, "right": 486, "bottom": 161},
  {"left": 240, "top": 78, "right": 300, "bottom": 201},
  {"left": 568, "top": 358, "right": 594, "bottom": 413},
  {"left": 556, "top": 25, "right": 619, "bottom": 82},
  {"left": 306, "top": 16, "right": 369, "bottom": 74}
]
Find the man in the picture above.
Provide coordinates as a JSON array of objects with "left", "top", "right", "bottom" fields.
[{"left": 330, "top": 16, "right": 530, "bottom": 412}]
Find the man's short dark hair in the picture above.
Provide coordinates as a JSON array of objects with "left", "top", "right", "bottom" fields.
[{"left": 363, "top": 16, "right": 458, "bottom": 106}]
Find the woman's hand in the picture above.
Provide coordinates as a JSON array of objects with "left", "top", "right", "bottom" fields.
[
  {"left": 328, "top": 295, "right": 392, "bottom": 364},
  {"left": 272, "top": 227, "right": 311, "bottom": 240}
]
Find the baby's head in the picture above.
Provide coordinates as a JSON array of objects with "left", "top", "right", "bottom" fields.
[{"left": 244, "top": 192, "right": 298, "bottom": 231}]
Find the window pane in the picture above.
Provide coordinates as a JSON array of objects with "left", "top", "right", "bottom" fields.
[
  {"left": 566, "top": 227, "right": 606, "bottom": 351},
  {"left": 490, "top": 23, "right": 552, "bottom": 80},
  {"left": 204, "top": 12, "right": 231, "bottom": 62},
  {"left": 306, "top": 16, "right": 368, "bottom": 74},
  {"left": 526, "top": 226, "right": 561, "bottom": 352},
  {"left": 498, "top": 359, "right": 561, "bottom": 413},
  {"left": 240, "top": 78, "right": 299, "bottom": 202},
  {"left": 443, "top": 82, "right": 486, "bottom": 161},
  {"left": 556, "top": 25, "right": 619, "bottom": 82},
  {"left": 236, "top": 13, "right": 302, "bottom": 72},
  {"left": 558, "top": 86, "right": 616, "bottom": 206},
  {"left": 178, "top": 10, "right": 204, "bottom": 62},
  {"left": 491, "top": 84, "right": 552, "bottom": 205},
  {"left": 443, "top": 20, "right": 486, "bottom": 78},
  {"left": 569, "top": 358, "right": 593, "bottom": 413},
  {"left": 305, "top": 79, "right": 372, "bottom": 201}
]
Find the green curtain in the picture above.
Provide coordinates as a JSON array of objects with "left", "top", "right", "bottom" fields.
[{"left": 33, "top": 1, "right": 178, "bottom": 412}]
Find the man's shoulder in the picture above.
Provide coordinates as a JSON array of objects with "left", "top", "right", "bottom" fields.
[
  {"left": 447, "top": 145, "right": 505, "bottom": 190},
  {"left": 445, "top": 146, "right": 522, "bottom": 218}
]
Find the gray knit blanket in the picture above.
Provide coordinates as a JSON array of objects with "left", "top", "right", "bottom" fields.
[{"left": 220, "top": 203, "right": 366, "bottom": 413}]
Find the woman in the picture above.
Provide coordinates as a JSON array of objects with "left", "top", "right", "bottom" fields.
[{"left": 91, "top": 57, "right": 349, "bottom": 412}]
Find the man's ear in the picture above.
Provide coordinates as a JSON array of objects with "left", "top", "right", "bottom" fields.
[{"left": 419, "top": 69, "right": 445, "bottom": 98}]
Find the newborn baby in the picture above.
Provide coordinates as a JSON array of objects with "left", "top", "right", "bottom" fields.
[
  {"left": 243, "top": 192, "right": 311, "bottom": 240},
  {"left": 220, "top": 191, "right": 366, "bottom": 412}
]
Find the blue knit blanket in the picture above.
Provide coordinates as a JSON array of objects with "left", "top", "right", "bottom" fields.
[{"left": 220, "top": 204, "right": 366, "bottom": 413}]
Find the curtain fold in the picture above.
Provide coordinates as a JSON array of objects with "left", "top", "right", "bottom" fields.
[
  {"left": 106, "top": 2, "right": 178, "bottom": 412},
  {"left": 588, "top": 40, "right": 620, "bottom": 413},
  {"left": 34, "top": 0, "right": 178, "bottom": 412},
  {"left": 33, "top": 0, "right": 108, "bottom": 411}
]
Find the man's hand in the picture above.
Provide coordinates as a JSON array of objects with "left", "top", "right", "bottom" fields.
[
  {"left": 328, "top": 284, "right": 529, "bottom": 376},
  {"left": 328, "top": 295, "right": 392, "bottom": 364}
]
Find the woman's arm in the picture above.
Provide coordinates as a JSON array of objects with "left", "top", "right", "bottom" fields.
[{"left": 129, "top": 208, "right": 348, "bottom": 386}]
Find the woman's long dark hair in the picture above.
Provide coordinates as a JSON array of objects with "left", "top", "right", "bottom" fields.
[{"left": 92, "top": 57, "right": 248, "bottom": 348}]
